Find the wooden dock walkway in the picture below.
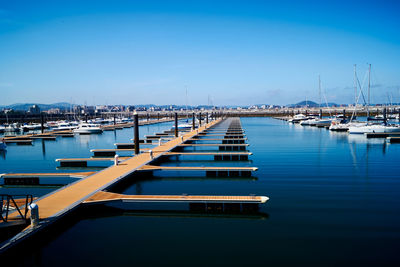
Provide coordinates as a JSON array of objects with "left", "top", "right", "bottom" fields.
[
  {"left": 0, "top": 172, "right": 95, "bottom": 178},
  {"left": 83, "top": 191, "right": 268, "bottom": 205},
  {"left": 0, "top": 172, "right": 96, "bottom": 185},
  {"left": 177, "top": 143, "right": 249, "bottom": 147},
  {"left": 139, "top": 165, "right": 258, "bottom": 171}
]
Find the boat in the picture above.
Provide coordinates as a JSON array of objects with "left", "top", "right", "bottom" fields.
[
  {"left": 299, "top": 114, "right": 319, "bottom": 126},
  {"left": 348, "top": 123, "right": 400, "bottom": 134},
  {"left": 172, "top": 123, "right": 192, "bottom": 130},
  {"left": 0, "top": 125, "right": 5, "bottom": 133},
  {"left": 299, "top": 118, "right": 316, "bottom": 126},
  {"left": 21, "top": 123, "right": 42, "bottom": 132},
  {"left": 73, "top": 123, "right": 103, "bottom": 134},
  {"left": 288, "top": 114, "right": 307, "bottom": 123},
  {"left": 312, "top": 118, "right": 333, "bottom": 127},
  {"left": 4, "top": 124, "right": 19, "bottom": 133},
  {"left": 172, "top": 118, "right": 193, "bottom": 130},
  {"left": 330, "top": 121, "right": 366, "bottom": 132},
  {"left": 55, "top": 122, "right": 77, "bottom": 131}
]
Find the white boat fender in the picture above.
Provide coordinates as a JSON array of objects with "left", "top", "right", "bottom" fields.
[
  {"left": 149, "top": 150, "right": 153, "bottom": 159},
  {"left": 114, "top": 154, "right": 119, "bottom": 166}
]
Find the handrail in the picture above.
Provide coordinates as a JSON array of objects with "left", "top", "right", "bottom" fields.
[{"left": 0, "top": 194, "right": 33, "bottom": 223}]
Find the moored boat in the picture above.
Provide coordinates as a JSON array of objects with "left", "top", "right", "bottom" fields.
[
  {"left": 288, "top": 114, "right": 307, "bottom": 123},
  {"left": 348, "top": 123, "right": 400, "bottom": 134},
  {"left": 73, "top": 123, "right": 103, "bottom": 134}
]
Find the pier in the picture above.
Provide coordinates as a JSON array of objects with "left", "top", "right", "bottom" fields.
[{"left": 0, "top": 117, "right": 267, "bottom": 253}]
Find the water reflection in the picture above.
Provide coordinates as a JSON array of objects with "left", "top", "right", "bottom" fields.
[{"left": 41, "top": 139, "right": 46, "bottom": 157}]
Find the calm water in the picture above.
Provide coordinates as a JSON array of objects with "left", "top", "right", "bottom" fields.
[{"left": 2, "top": 117, "right": 400, "bottom": 266}]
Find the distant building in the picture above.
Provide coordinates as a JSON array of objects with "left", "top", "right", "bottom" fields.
[
  {"left": 47, "top": 108, "right": 61, "bottom": 114},
  {"left": 83, "top": 106, "right": 96, "bottom": 115},
  {"left": 28, "top": 105, "right": 40, "bottom": 114},
  {"left": 95, "top": 105, "right": 109, "bottom": 113},
  {"left": 126, "top": 106, "right": 135, "bottom": 112}
]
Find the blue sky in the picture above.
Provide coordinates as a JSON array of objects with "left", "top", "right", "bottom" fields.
[{"left": 1, "top": 0, "right": 400, "bottom": 106}]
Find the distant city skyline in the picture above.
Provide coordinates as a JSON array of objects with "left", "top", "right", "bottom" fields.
[{"left": 1, "top": 0, "right": 400, "bottom": 106}]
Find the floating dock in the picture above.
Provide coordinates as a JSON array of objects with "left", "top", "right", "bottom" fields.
[
  {"left": 0, "top": 118, "right": 267, "bottom": 253},
  {"left": 83, "top": 191, "right": 268, "bottom": 205}
]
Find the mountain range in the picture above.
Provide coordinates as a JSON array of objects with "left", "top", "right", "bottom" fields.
[{"left": 0, "top": 102, "right": 74, "bottom": 111}]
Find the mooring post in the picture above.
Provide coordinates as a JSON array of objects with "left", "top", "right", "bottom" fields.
[
  {"left": 192, "top": 112, "right": 195, "bottom": 130},
  {"left": 147, "top": 113, "right": 149, "bottom": 121},
  {"left": 134, "top": 112, "right": 140, "bottom": 155},
  {"left": 157, "top": 113, "right": 160, "bottom": 121},
  {"left": 113, "top": 114, "right": 116, "bottom": 125},
  {"left": 206, "top": 112, "right": 209, "bottom": 124},
  {"left": 343, "top": 109, "right": 346, "bottom": 119},
  {"left": 40, "top": 113, "right": 45, "bottom": 133},
  {"left": 199, "top": 112, "right": 202, "bottom": 127},
  {"left": 319, "top": 109, "right": 322, "bottom": 119},
  {"left": 383, "top": 107, "right": 387, "bottom": 125},
  {"left": 174, "top": 112, "right": 178, "bottom": 137}
]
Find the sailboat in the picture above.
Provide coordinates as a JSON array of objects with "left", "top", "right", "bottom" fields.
[
  {"left": 330, "top": 65, "right": 364, "bottom": 131},
  {"left": 301, "top": 76, "right": 333, "bottom": 127},
  {"left": 348, "top": 64, "right": 400, "bottom": 134}
]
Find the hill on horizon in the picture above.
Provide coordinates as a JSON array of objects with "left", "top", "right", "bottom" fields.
[
  {"left": 0, "top": 102, "right": 73, "bottom": 111},
  {"left": 288, "top": 100, "right": 339, "bottom": 108}
]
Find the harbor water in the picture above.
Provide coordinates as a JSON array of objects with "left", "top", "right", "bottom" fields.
[{"left": 1, "top": 117, "right": 400, "bottom": 266}]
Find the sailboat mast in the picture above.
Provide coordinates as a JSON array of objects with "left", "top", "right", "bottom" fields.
[
  {"left": 367, "top": 63, "right": 371, "bottom": 118},
  {"left": 354, "top": 64, "right": 357, "bottom": 106},
  {"left": 318, "top": 75, "right": 321, "bottom": 109},
  {"left": 185, "top": 86, "right": 188, "bottom": 119}
]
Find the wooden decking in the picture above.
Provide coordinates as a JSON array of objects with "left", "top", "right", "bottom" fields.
[
  {"left": 164, "top": 152, "right": 252, "bottom": 156},
  {"left": 178, "top": 143, "right": 249, "bottom": 147},
  {"left": 139, "top": 165, "right": 258, "bottom": 171},
  {"left": 83, "top": 191, "right": 268, "bottom": 204},
  {"left": 0, "top": 172, "right": 95, "bottom": 178},
  {"left": 190, "top": 138, "right": 248, "bottom": 141},
  {"left": 55, "top": 157, "right": 131, "bottom": 162}
]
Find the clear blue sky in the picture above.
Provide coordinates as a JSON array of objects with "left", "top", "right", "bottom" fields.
[{"left": 1, "top": 0, "right": 400, "bottom": 106}]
